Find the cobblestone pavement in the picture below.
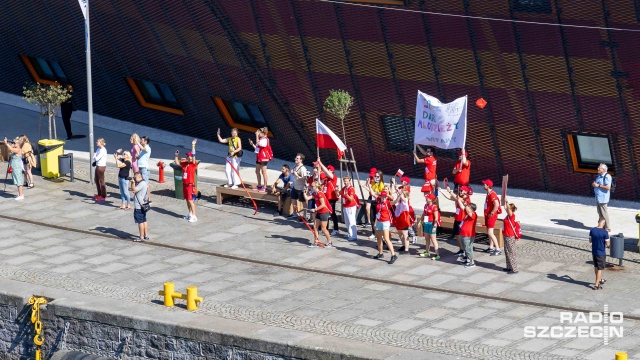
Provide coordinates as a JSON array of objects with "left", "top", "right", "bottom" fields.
[{"left": 1, "top": 163, "right": 640, "bottom": 359}]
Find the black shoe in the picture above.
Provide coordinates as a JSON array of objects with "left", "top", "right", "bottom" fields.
[
  {"left": 144, "top": 236, "right": 150, "bottom": 240},
  {"left": 503, "top": 268, "right": 511, "bottom": 272},
  {"left": 454, "top": 250, "right": 465, "bottom": 256},
  {"left": 389, "top": 255, "right": 398, "bottom": 264},
  {"left": 373, "top": 253, "right": 384, "bottom": 259},
  {"left": 484, "top": 248, "right": 494, "bottom": 253}
]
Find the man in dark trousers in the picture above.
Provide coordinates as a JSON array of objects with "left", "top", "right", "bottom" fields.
[
  {"left": 589, "top": 219, "right": 610, "bottom": 290},
  {"left": 60, "top": 85, "right": 74, "bottom": 140}
]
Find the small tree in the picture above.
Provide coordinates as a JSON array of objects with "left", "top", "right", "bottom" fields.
[
  {"left": 23, "top": 83, "right": 72, "bottom": 139},
  {"left": 323, "top": 89, "right": 354, "bottom": 147}
]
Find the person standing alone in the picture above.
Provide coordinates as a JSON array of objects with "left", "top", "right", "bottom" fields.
[
  {"left": 175, "top": 139, "right": 199, "bottom": 222},
  {"left": 60, "top": 85, "right": 75, "bottom": 140},
  {"left": 93, "top": 138, "right": 107, "bottom": 202},
  {"left": 589, "top": 219, "right": 610, "bottom": 290},
  {"left": 482, "top": 179, "right": 501, "bottom": 255},
  {"left": 131, "top": 171, "right": 149, "bottom": 242},
  {"left": 592, "top": 164, "right": 612, "bottom": 232},
  {"left": 136, "top": 136, "right": 152, "bottom": 203}
]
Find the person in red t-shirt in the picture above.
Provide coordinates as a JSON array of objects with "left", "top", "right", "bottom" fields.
[
  {"left": 340, "top": 175, "right": 359, "bottom": 241},
  {"left": 413, "top": 145, "right": 437, "bottom": 194},
  {"left": 419, "top": 193, "right": 441, "bottom": 260},
  {"left": 457, "top": 198, "right": 478, "bottom": 268},
  {"left": 441, "top": 185, "right": 472, "bottom": 257},
  {"left": 248, "top": 127, "right": 272, "bottom": 192},
  {"left": 372, "top": 191, "right": 397, "bottom": 264},
  {"left": 317, "top": 158, "right": 340, "bottom": 236},
  {"left": 452, "top": 149, "right": 471, "bottom": 191},
  {"left": 304, "top": 181, "right": 333, "bottom": 247},
  {"left": 392, "top": 189, "right": 412, "bottom": 253},
  {"left": 482, "top": 179, "right": 501, "bottom": 255},
  {"left": 502, "top": 197, "right": 519, "bottom": 274},
  {"left": 174, "top": 139, "right": 199, "bottom": 223}
]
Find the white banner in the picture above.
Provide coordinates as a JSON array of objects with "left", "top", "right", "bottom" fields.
[{"left": 414, "top": 91, "right": 467, "bottom": 150}]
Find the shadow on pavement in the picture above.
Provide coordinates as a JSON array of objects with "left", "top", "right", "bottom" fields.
[
  {"left": 91, "top": 226, "right": 135, "bottom": 239},
  {"left": 63, "top": 189, "right": 94, "bottom": 199},
  {"left": 150, "top": 206, "right": 184, "bottom": 219},
  {"left": 550, "top": 218, "right": 590, "bottom": 230},
  {"left": 267, "top": 233, "right": 313, "bottom": 246},
  {"left": 547, "top": 273, "right": 592, "bottom": 288}
]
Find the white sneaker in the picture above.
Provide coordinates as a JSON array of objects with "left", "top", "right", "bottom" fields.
[
  {"left": 15, "top": 196, "right": 24, "bottom": 201},
  {"left": 368, "top": 234, "right": 376, "bottom": 240},
  {"left": 330, "top": 230, "right": 339, "bottom": 236},
  {"left": 183, "top": 214, "right": 191, "bottom": 220},
  {"left": 188, "top": 216, "right": 198, "bottom": 223},
  {"left": 231, "top": 185, "right": 239, "bottom": 189}
]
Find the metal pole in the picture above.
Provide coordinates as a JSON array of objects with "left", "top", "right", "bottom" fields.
[{"left": 86, "top": 0, "right": 95, "bottom": 184}]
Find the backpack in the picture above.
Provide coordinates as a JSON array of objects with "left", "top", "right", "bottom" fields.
[
  {"left": 507, "top": 216, "right": 522, "bottom": 239},
  {"left": 608, "top": 174, "right": 616, "bottom": 194}
]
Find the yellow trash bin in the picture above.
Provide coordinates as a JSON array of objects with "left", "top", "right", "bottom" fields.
[{"left": 38, "top": 139, "right": 65, "bottom": 178}]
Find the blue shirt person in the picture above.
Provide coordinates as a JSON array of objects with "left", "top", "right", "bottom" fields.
[
  {"left": 589, "top": 219, "right": 610, "bottom": 289},
  {"left": 592, "top": 164, "right": 612, "bottom": 231}
]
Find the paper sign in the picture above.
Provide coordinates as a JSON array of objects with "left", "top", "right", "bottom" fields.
[
  {"left": 501, "top": 175, "right": 509, "bottom": 206},
  {"left": 414, "top": 91, "right": 468, "bottom": 150}
]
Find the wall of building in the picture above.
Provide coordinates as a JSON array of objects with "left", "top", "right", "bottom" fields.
[{"left": 0, "top": 0, "right": 638, "bottom": 199}]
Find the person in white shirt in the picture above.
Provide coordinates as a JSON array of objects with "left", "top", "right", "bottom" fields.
[
  {"left": 93, "top": 138, "right": 108, "bottom": 202},
  {"left": 288, "top": 153, "right": 309, "bottom": 220}
]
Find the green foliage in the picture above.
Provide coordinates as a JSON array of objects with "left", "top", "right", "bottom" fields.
[
  {"left": 323, "top": 89, "right": 353, "bottom": 122},
  {"left": 23, "top": 83, "right": 72, "bottom": 115}
]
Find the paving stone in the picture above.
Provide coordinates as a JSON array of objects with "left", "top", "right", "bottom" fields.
[
  {"left": 417, "top": 327, "right": 447, "bottom": 337},
  {"left": 562, "top": 337, "right": 602, "bottom": 350},
  {"left": 482, "top": 338, "right": 512, "bottom": 347},
  {"left": 44, "top": 253, "right": 84, "bottom": 265},
  {"left": 354, "top": 318, "right": 382, "bottom": 327},
  {"left": 197, "top": 232, "right": 234, "bottom": 243},
  {"left": 51, "top": 263, "right": 90, "bottom": 274},
  {"left": 91, "top": 262, "right": 132, "bottom": 273},
  {"left": 237, "top": 280, "right": 277, "bottom": 293},
  {"left": 504, "top": 306, "right": 542, "bottom": 318},
  {"left": 584, "top": 347, "right": 620, "bottom": 360},
  {"left": 35, "top": 245, "right": 76, "bottom": 256},
  {"left": 503, "top": 271, "right": 539, "bottom": 283},
  {"left": 476, "top": 317, "right": 514, "bottom": 330},
  {"left": 458, "top": 307, "right": 498, "bottom": 320},
  {"left": 131, "top": 263, "right": 172, "bottom": 274},
  {"left": 386, "top": 319, "right": 425, "bottom": 331},
  {"left": 363, "top": 283, "right": 392, "bottom": 291},
  {"left": 418, "top": 274, "right": 458, "bottom": 286},
  {"left": 442, "top": 297, "right": 482, "bottom": 309},
  {"left": 461, "top": 272, "right": 500, "bottom": 284},
  {"left": 520, "top": 281, "right": 558, "bottom": 293},
  {"left": 0, "top": 245, "right": 34, "bottom": 256},
  {"left": 0, "top": 238, "right": 23, "bottom": 248},
  {"left": 526, "top": 261, "right": 563, "bottom": 273},
  {"left": 406, "top": 264, "right": 440, "bottom": 276},
  {"left": 83, "top": 254, "right": 123, "bottom": 265},
  {"left": 6, "top": 255, "right": 40, "bottom": 265},
  {"left": 415, "top": 308, "right": 451, "bottom": 320},
  {"left": 173, "top": 263, "right": 212, "bottom": 274},
  {"left": 182, "top": 271, "right": 224, "bottom": 283},
  {"left": 252, "top": 290, "right": 291, "bottom": 301},
  {"left": 431, "top": 317, "right": 472, "bottom": 330},
  {"left": 449, "top": 328, "right": 485, "bottom": 341}
]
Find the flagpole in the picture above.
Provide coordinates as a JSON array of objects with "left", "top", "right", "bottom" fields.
[{"left": 85, "top": 0, "right": 95, "bottom": 185}]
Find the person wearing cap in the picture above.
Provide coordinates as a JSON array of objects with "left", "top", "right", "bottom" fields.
[
  {"left": 452, "top": 148, "right": 471, "bottom": 192},
  {"left": 303, "top": 181, "right": 334, "bottom": 247},
  {"left": 441, "top": 185, "right": 472, "bottom": 257},
  {"left": 392, "top": 189, "right": 412, "bottom": 253},
  {"left": 365, "top": 170, "right": 385, "bottom": 239},
  {"left": 340, "top": 175, "right": 359, "bottom": 241},
  {"left": 482, "top": 179, "right": 502, "bottom": 255},
  {"left": 372, "top": 191, "right": 397, "bottom": 264},
  {"left": 289, "top": 153, "right": 309, "bottom": 220},
  {"left": 420, "top": 193, "right": 441, "bottom": 260},
  {"left": 414, "top": 145, "right": 437, "bottom": 194},
  {"left": 175, "top": 139, "right": 199, "bottom": 223},
  {"left": 392, "top": 175, "right": 417, "bottom": 244},
  {"left": 457, "top": 197, "right": 478, "bottom": 268},
  {"left": 317, "top": 158, "right": 340, "bottom": 236}
]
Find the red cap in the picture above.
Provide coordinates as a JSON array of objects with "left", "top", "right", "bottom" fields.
[
  {"left": 458, "top": 150, "right": 468, "bottom": 156},
  {"left": 400, "top": 176, "right": 410, "bottom": 184},
  {"left": 186, "top": 151, "right": 193, "bottom": 157},
  {"left": 380, "top": 191, "right": 388, "bottom": 197},
  {"left": 327, "top": 165, "right": 335, "bottom": 171},
  {"left": 460, "top": 185, "right": 472, "bottom": 194},
  {"left": 482, "top": 179, "right": 493, "bottom": 188},
  {"left": 425, "top": 193, "right": 436, "bottom": 200},
  {"left": 369, "top": 168, "right": 377, "bottom": 175},
  {"left": 320, "top": 173, "right": 327, "bottom": 181},
  {"left": 312, "top": 161, "right": 319, "bottom": 166}
]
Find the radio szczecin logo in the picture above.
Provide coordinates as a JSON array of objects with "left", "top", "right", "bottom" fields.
[{"left": 524, "top": 305, "right": 623, "bottom": 345}]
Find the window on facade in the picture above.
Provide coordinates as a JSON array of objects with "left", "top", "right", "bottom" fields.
[
  {"left": 343, "top": 0, "right": 405, "bottom": 5},
  {"left": 20, "top": 55, "right": 69, "bottom": 86},
  {"left": 126, "top": 78, "right": 183, "bottom": 115},
  {"left": 567, "top": 133, "right": 614, "bottom": 174},
  {"left": 213, "top": 97, "right": 272, "bottom": 137},
  {"left": 512, "top": 0, "right": 552, "bottom": 14}
]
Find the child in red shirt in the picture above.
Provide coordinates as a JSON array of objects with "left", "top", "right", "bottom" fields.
[
  {"left": 174, "top": 139, "right": 199, "bottom": 222},
  {"left": 304, "top": 182, "right": 333, "bottom": 247},
  {"left": 372, "top": 191, "right": 397, "bottom": 264}
]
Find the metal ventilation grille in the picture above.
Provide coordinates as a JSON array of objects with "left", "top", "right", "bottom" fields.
[{"left": 0, "top": 0, "right": 638, "bottom": 199}]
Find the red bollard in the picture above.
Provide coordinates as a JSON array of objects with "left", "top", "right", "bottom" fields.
[{"left": 157, "top": 161, "right": 165, "bottom": 183}]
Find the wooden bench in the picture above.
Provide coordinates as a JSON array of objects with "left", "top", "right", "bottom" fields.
[
  {"left": 216, "top": 184, "right": 279, "bottom": 205},
  {"left": 439, "top": 211, "right": 504, "bottom": 248}
]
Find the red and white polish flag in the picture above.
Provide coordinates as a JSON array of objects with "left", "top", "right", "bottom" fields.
[
  {"left": 316, "top": 119, "right": 347, "bottom": 159},
  {"left": 396, "top": 169, "right": 404, "bottom": 177}
]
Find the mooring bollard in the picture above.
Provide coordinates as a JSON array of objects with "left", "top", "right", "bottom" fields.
[
  {"left": 158, "top": 282, "right": 203, "bottom": 311},
  {"left": 616, "top": 351, "right": 627, "bottom": 360}
]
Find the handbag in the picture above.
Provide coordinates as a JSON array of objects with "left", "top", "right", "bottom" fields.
[
  {"left": 230, "top": 138, "right": 243, "bottom": 158},
  {"left": 134, "top": 188, "right": 151, "bottom": 213}
]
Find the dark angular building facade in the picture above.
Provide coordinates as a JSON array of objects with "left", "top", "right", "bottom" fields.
[{"left": 1, "top": 0, "right": 640, "bottom": 200}]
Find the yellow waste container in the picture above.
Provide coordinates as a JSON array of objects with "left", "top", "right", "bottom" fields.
[{"left": 38, "top": 139, "right": 65, "bottom": 178}]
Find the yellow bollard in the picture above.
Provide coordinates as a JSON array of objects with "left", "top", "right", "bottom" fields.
[
  {"left": 157, "top": 283, "right": 203, "bottom": 311},
  {"left": 185, "top": 286, "right": 203, "bottom": 311},
  {"left": 158, "top": 282, "right": 176, "bottom": 307},
  {"left": 616, "top": 352, "right": 627, "bottom": 360}
]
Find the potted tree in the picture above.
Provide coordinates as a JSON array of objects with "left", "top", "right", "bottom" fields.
[
  {"left": 23, "top": 83, "right": 73, "bottom": 140},
  {"left": 323, "top": 89, "right": 354, "bottom": 148}
]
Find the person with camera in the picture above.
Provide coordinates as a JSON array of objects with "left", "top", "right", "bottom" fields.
[
  {"left": 114, "top": 150, "right": 133, "bottom": 210},
  {"left": 19, "top": 135, "right": 36, "bottom": 189},
  {"left": 92, "top": 138, "right": 108, "bottom": 202},
  {"left": 4, "top": 137, "right": 24, "bottom": 200},
  {"left": 248, "top": 127, "right": 272, "bottom": 192},
  {"left": 130, "top": 171, "right": 149, "bottom": 242},
  {"left": 217, "top": 128, "right": 243, "bottom": 189},
  {"left": 175, "top": 139, "right": 199, "bottom": 223},
  {"left": 271, "top": 164, "right": 293, "bottom": 216}
]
